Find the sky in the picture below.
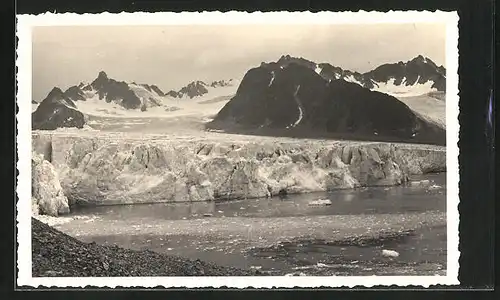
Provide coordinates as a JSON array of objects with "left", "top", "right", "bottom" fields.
[{"left": 32, "top": 24, "right": 446, "bottom": 101}]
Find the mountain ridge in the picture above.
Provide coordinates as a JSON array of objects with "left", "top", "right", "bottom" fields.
[
  {"left": 208, "top": 58, "right": 446, "bottom": 145},
  {"left": 274, "top": 54, "right": 446, "bottom": 96},
  {"left": 166, "top": 79, "right": 236, "bottom": 99}
]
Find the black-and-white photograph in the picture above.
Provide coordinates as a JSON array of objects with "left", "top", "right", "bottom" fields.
[{"left": 17, "top": 12, "right": 459, "bottom": 288}]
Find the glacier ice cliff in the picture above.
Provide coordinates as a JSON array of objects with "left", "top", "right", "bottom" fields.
[
  {"left": 32, "top": 153, "right": 70, "bottom": 216},
  {"left": 32, "top": 132, "right": 446, "bottom": 206}
]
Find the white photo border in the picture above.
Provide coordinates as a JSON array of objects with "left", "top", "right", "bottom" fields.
[{"left": 16, "top": 11, "right": 460, "bottom": 288}]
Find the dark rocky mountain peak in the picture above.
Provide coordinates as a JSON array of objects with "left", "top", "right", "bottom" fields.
[
  {"left": 210, "top": 79, "right": 233, "bottom": 88},
  {"left": 366, "top": 55, "right": 446, "bottom": 90},
  {"left": 97, "top": 71, "right": 108, "bottom": 80},
  {"left": 42, "top": 87, "right": 76, "bottom": 108},
  {"left": 84, "top": 71, "right": 142, "bottom": 109},
  {"left": 168, "top": 78, "right": 236, "bottom": 99},
  {"left": 262, "top": 54, "right": 447, "bottom": 93},
  {"left": 64, "top": 86, "right": 86, "bottom": 102},
  {"left": 179, "top": 81, "right": 209, "bottom": 98},
  {"left": 166, "top": 90, "right": 180, "bottom": 98},
  {"left": 150, "top": 85, "right": 165, "bottom": 97},
  {"left": 209, "top": 60, "right": 445, "bottom": 145},
  {"left": 32, "top": 87, "right": 85, "bottom": 130},
  {"left": 277, "top": 55, "right": 317, "bottom": 70},
  {"left": 46, "top": 87, "right": 64, "bottom": 100},
  {"left": 91, "top": 71, "right": 110, "bottom": 90}
]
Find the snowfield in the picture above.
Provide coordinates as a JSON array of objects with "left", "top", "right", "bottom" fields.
[
  {"left": 396, "top": 93, "right": 446, "bottom": 128},
  {"left": 71, "top": 80, "right": 239, "bottom": 119},
  {"left": 371, "top": 77, "right": 439, "bottom": 98}
]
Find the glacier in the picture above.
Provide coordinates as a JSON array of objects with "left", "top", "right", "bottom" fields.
[
  {"left": 32, "top": 131, "right": 446, "bottom": 207},
  {"left": 32, "top": 152, "right": 70, "bottom": 216}
]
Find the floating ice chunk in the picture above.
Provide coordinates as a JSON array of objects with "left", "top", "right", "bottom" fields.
[
  {"left": 382, "top": 249, "right": 400, "bottom": 257},
  {"left": 308, "top": 199, "right": 332, "bottom": 206},
  {"left": 428, "top": 184, "right": 442, "bottom": 190},
  {"left": 316, "top": 262, "right": 329, "bottom": 268},
  {"left": 200, "top": 180, "right": 211, "bottom": 187},
  {"left": 284, "top": 272, "right": 307, "bottom": 276},
  {"left": 409, "top": 179, "right": 431, "bottom": 186}
]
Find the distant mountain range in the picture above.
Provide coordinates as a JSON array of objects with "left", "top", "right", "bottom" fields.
[
  {"left": 166, "top": 79, "right": 236, "bottom": 99},
  {"left": 208, "top": 55, "right": 446, "bottom": 145},
  {"left": 32, "top": 72, "right": 238, "bottom": 129},
  {"left": 273, "top": 54, "right": 446, "bottom": 97},
  {"left": 32, "top": 54, "right": 446, "bottom": 141}
]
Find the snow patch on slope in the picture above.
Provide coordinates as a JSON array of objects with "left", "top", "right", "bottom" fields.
[
  {"left": 371, "top": 78, "right": 438, "bottom": 98},
  {"left": 314, "top": 64, "right": 322, "bottom": 75},
  {"left": 128, "top": 84, "right": 163, "bottom": 107},
  {"left": 344, "top": 75, "right": 361, "bottom": 85},
  {"left": 292, "top": 85, "right": 303, "bottom": 127},
  {"left": 268, "top": 72, "right": 275, "bottom": 87}
]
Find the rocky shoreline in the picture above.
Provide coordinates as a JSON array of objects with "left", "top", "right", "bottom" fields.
[
  {"left": 33, "top": 213, "right": 446, "bottom": 277},
  {"left": 32, "top": 218, "right": 262, "bottom": 277}
]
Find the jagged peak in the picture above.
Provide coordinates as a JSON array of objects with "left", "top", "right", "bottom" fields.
[
  {"left": 279, "top": 54, "right": 292, "bottom": 60},
  {"left": 47, "top": 87, "right": 64, "bottom": 98},
  {"left": 414, "top": 54, "right": 425, "bottom": 61},
  {"left": 408, "top": 55, "right": 432, "bottom": 65},
  {"left": 97, "top": 71, "right": 108, "bottom": 80},
  {"left": 65, "top": 85, "right": 82, "bottom": 91},
  {"left": 91, "top": 70, "right": 111, "bottom": 89},
  {"left": 182, "top": 80, "right": 206, "bottom": 87}
]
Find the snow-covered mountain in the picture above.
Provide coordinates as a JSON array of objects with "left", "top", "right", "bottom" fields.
[
  {"left": 32, "top": 87, "right": 86, "bottom": 130},
  {"left": 209, "top": 58, "right": 446, "bottom": 145},
  {"left": 276, "top": 55, "right": 446, "bottom": 97},
  {"left": 32, "top": 72, "right": 240, "bottom": 129},
  {"left": 71, "top": 71, "right": 166, "bottom": 111},
  {"left": 166, "top": 79, "right": 237, "bottom": 99}
]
